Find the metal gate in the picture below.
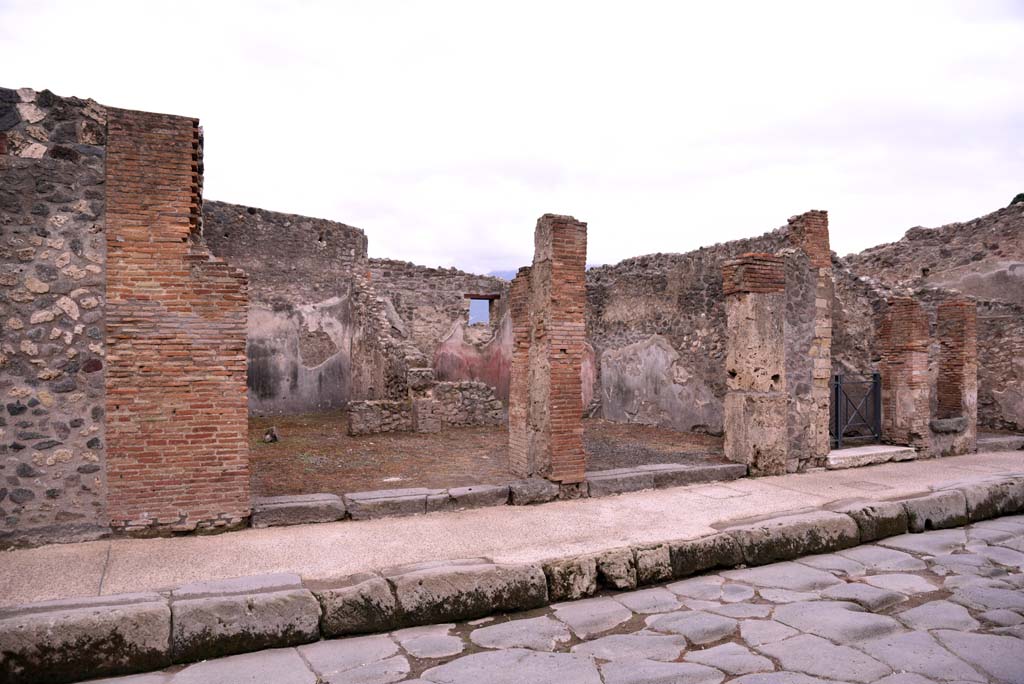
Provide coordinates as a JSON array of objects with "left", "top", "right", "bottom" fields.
[{"left": 830, "top": 373, "right": 881, "bottom": 449}]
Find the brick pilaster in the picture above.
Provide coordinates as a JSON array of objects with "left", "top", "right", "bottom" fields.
[
  {"left": 879, "top": 296, "right": 931, "bottom": 450},
  {"left": 104, "top": 108, "right": 250, "bottom": 533},
  {"left": 936, "top": 298, "right": 978, "bottom": 452},
  {"left": 507, "top": 266, "right": 532, "bottom": 477}
]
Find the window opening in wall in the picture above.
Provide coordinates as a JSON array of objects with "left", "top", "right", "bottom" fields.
[{"left": 465, "top": 293, "right": 500, "bottom": 325}]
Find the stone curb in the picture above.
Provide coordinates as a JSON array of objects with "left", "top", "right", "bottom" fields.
[
  {"left": 4, "top": 472, "right": 1021, "bottom": 684},
  {"left": 259, "top": 461, "right": 746, "bottom": 528}
]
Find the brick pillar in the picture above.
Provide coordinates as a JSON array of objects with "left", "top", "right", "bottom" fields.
[
  {"left": 507, "top": 215, "right": 588, "bottom": 483},
  {"left": 508, "top": 266, "right": 532, "bottom": 477},
  {"left": 104, "top": 108, "right": 250, "bottom": 534},
  {"left": 879, "top": 296, "right": 930, "bottom": 451},
  {"left": 723, "top": 254, "right": 788, "bottom": 476},
  {"left": 935, "top": 298, "right": 978, "bottom": 453},
  {"left": 785, "top": 210, "right": 833, "bottom": 466}
]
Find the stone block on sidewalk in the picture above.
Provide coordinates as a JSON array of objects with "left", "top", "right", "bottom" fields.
[
  {"left": 597, "top": 547, "right": 638, "bottom": 590},
  {"left": 899, "top": 490, "right": 969, "bottom": 532},
  {"left": 170, "top": 573, "right": 321, "bottom": 663},
  {"left": 544, "top": 555, "right": 598, "bottom": 601},
  {"left": 251, "top": 493, "right": 346, "bottom": 528},
  {"left": 387, "top": 559, "right": 547, "bottom": 625},
  {"left": 832, "top": 500, "right": 908, "bottom": 542},
  {"left": 941, "top": 477, "right": 1024, "bottom": 522},
  {"left": 669, "top": 532, "right": 744, "bottom": 578},
  {"left": 586, "top": 469, "right": 655, "bottom": 497},
  {"left": 449, "top": 484, "right": 510, "bottom": 510},
  {"left": 509, "top": 478, "right": 560, "bottom": 505},
  {"left": 345, "top": 488, "right": 438, "bottom": 519},
  {"left": 0, "top": 593, "right": 171, "bottom": 684},
  {"left": 310, "top": 572, "right": 400, "bottom": 637},
  {"left": 727, "top": 511, "right": 860, "bottom": 566}
]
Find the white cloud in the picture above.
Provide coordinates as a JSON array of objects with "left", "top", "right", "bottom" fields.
[{"left": 3, "top": 0, "right": 1022, "bottom": 272}]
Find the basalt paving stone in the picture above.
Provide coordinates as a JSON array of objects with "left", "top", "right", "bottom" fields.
[
  {"left": 873, "top": 674, "right": 942, "bottom": 684},
  {"left": 721, "top": 562, "right": 842, "bottom": 591},
  {"left": 683, "top": 642, "right": 773, "bottom": 675},
  {"left": 720, "top": 583, "right": 756, "bottom": 603},
  {"left": 705, "top": 603, "right": 771, "bottom": 619},
  {"left": 820, "top": 583, "right": 907, "bottom": 611},
  {"left": 853, "top": 631, "right": 986, "bottom": 683},
  {"left": 468, "top": 616, "right": 571, "bottom": 652},
  {"left": 323, "top": 655, "right": 409, "bottom": 684},
  {"left": 551, "top": 597, "right": 633, "bottom": 639},
  {"left": 730, "top": 674, "right": 846, "bottom": 684},
  {"left": 756, "top": 633, "right": 892, "bottom": 683},
  {"left": 298, "top": 635, "right": 398, "bottom": 675},
  {"left": 878, "top": 529, "right": 968, "bottom": 556},
  {"left": 772, "top": 601, "right": 902, "bottom": 643},
  {"left": 668, "top": 576, "right": 725, "bottom": 600},
  {"left": 896, "top": 600, "right": 981, "bottom": 631},
  {"left": 570, "top": 633, "right": 687, "bottom": 661},
  {"left": 862, "top": 573, "right": 938, "bottom": 595},
  {"left": 973, "top": 544, "right": 1024, "bottom": 569},
  {"left": 170, "top": 648, "right": 317, "bottom": 684},
  {"left": 644, "top": 610, "right": 737, "bottom": 644},
  {"left": 836, "top": 545, "right": 929, "bottom": 572},
  {"left": 684, "top": 599, "right": 723, "bottom": 611},
  {"left": 613, "top": 587, "right": 681, "bottom": 614},
  {"left": 738, "top": 619, "right": 800, "bottom": 647},
  {"left": 419, "top": 649, "right": 602, "bottom": 684},
  {"left": 391, "top": 624, "right": 464, "bottom": 659},
  {"left": 757, "top": 588, "right": 820, "bottom": 603},
  {"left": 796, "top": 553, "right": 867, "bottom": 578},
  {"left": 951, "top": 585, "right": 1024, "bottom": 611},
  {"left": 979, "top": 609, "right": 1024, "bottom": 626},
  {"left": 599, "top": 658, "right": 725, "bottom": 684}
]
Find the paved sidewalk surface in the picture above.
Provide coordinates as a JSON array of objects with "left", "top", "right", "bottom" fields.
[
  {"left": 86, "top": 516, "right": 1024, "bottom": 684},
  {"left": 2, "top": 451, "right": 1022, "bottom": 606}
]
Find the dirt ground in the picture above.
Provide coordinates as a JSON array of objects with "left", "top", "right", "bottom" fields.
[{"left": 249, "top": 412, "right": 725, "bottom": 496}]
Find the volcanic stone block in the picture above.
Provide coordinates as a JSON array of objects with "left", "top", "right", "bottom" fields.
[
  {"left": 723, "top": 392, "right": 789, "bottom": 476},
  {"left": 596, "top": 548, "right": 638, "bottom": 590},
  {"left": 311, "top": 573, "right": 400, "bottom": 637},
  {"left": 727, "top": 511, "right": 860, "bottom": 566},
  {"left": 900, "top": 490, "right": 969, "bottom": 532},
  {"left": 388, "top": 560, "right": 548, "bottom": 625},
  {"left": 0, "top": 593, "right": 171, "bottom": 684},
  {"left": 668, "top": 532, "right": 744, "bottom": 578},
  {"left": 448, "top": 484, "right": 510, "bottom": 510},
  {"left": 509, "top": 478, "right": 561, "bottom": 505},
  {"left": 170, "top": 574, "right": 321, "bottom": 662},
  {"left": 639, "top": 463, "right": 747, "bottom": 488},
  {"left": 544, "top": 555, "right": 598, "bottom": 601},
  {"left": 251, "top": 493, "right": 346, "bottom": 528},
  {"left": 951, "top": 477, "right": 1024, "bottom": 521},
  {"left": 634, "top": 544, "right": 673, "bottom": 585},
  {"left": 832, "top": 500, "right": 909, "bottom": 542},
  {"left": 586, "top": 469, "right": 655, "bottom": 497},
  {"left": 345, "top": 488, "right": 437, "bottom": 519}
]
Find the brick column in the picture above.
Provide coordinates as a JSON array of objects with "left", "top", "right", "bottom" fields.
[
  {"left": 722, "top": 254, "right": 788, "bottom": 476},
  {"left": 879, "top": 296, "right": 930, "bottom": 451},
  {"left": 507, "top": 215, "right": 588, "bottom": 483},
  {"left": 104, "top": 108, "right": 250, "bottom": 534},
  {"left": 935, "top": 298, "right": 978, "bottom": 453},
  {"left": 785, "top": 210, "right": 833, "bottom": 466},
  {"left": 508, "top": 266, "right": 532, "bottom": 477}
]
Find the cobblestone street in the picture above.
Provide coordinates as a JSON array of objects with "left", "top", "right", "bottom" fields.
[{"left": 91, "top": 516, "right": 1024, "bottom": 684}]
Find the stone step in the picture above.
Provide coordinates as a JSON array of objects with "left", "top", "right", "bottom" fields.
[
  {"left": 978, "top": 434, "right": 1024, "bottom": 452},
  {"left": 826, "top": 445, "right": 917, "bottom": 470}
]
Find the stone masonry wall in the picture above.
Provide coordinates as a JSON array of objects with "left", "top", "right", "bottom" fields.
[
  {"left": 104, "top": 108, "right": 250, "bottom": 534},
  {"left": 0, "top": 88, "right": 109, "bottom": 546},
  {"left": 204, "top": 201, "right": 367, "bottom": 415}
]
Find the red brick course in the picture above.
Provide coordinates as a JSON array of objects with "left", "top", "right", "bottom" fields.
[
  {"left": 104, "top": 108, "right": 250, "bottom": 533},
  {"left": 508, "top": 266, "right": 532, "bottom": 477},
  {"left": 937, "top": 299, "right": 978, "bottom": 419},
  {"left": 722, "top": 253, "right": 786, "bottom": 296},
  {"left": 879, "top": 296, "right": 931, "bottom": 449},
  {"left": 786, "top": 210, "right": 831, "bottom": 269}
]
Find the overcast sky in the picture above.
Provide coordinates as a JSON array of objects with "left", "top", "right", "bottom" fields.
[{"left": 3, "top": 1, "right": 1022, "bottom": 273}]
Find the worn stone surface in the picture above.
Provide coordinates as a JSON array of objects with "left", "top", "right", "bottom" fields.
[
  {"left": 601, "top": 658, "right": 725, "bottom": 684},
  {"left": 669, "top": 533, "right": 744, "bottom": 578},
  {"left": 586, "top": 470, "right": 654, "bottom": 497},
  {"left": 313, "top": 574, "right": 400, "bottom": 637},
  {"left": 613, "top": 587, "right": 681, "bottom": 614},
  {"left": 392, "top": 624, "right": 464, "bottom": 659},
  {"left": 0, "top": 593, "right": 170, "bottom": 684},
  {"left": 856, "top": 630, "right": 986, "bottom": 682},
  {"left": 722, "top": 562, "right": 843, "bottom": 591},
  {"left": 728, "top": 511, "right": 860, "bottom": 566},
  {"left": 596, "top": 547, "right": 637, "bottom": 590},
  {"left": 172, "top": 648, "right": 317, "bottom": 684},
  {"left": 469, "top": 616, "right": 571, "bottom": 652},
  {"left": 345, "top": 489, "right": 434, "bottom": 520},
  {"left": 421, "top": 649, "right": 601, "bottom": 684},
  {"left": 645, "top": 610, "right": 738, "bottom": 644},
  {"left": 739, "top": 619, "right": 800, "bottom": 647},
  {"left": 862, "top": 573, "right": 937, "bottom": 596},
  {"left": 820, "top": 583, "right": 906, "bottom": 611},
  {"left": 552, "top": 597, "right": 633, "bottom": 639},
  {"left": 684, "top": 642, "right": 773, "bottom": 675},
  {"left": 832, "top": 500, "right": 909, "bottom": 542},
  {"left": 634, "top": 544, "right": 672, "bottom": 585},
  {"left": 508, "top": 478, "right": 561, "bottom": 506},
  {"left": 901, "top": 490, "right": 970, "bottom": 532},
  {"left": 544, "top": 555, "right": 598, "bottom": 601},
  {"left": 757, "top": 634, "right": 891, "bottom": 683},
  {"left": 298, "top": 634, "right": 398, "bottom": 677},
  {"left": 571, "top": 633, "right": 687, "bottom": 661},
  {"left": 772, "top": 601, "right": 901, "bottom": 643},
  {"left": 252, "top": 494, "right": 346, "bottom": 528},
  {"left": 836, "top": 545, "right": 927, "bottom": 572}
]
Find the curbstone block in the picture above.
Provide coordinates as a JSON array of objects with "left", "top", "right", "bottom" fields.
[
  {"left": 669, "top": 533, "right": 744, "bottom": 578},
  {"left": 0, "top": 593, "right": 171, "bottom": 684},
  {"left": 544, "top": 555, "right": 598, "bottom": 601},
  {"left": 727, "top": 511, "right": 860, "bottom": 566},
  {"left": 634, "top": 544, "right": 673, "bottom": 585},
  {"left": 170, "top": 574, "right": 321, "bottom": 663},
  {"left": 596, "top": 547, "right": 637, "bottom": 590},
  {"left": 345, "top": 488, "right": 439, "bottom": 519},
  {"left": 251, "top": 494, "right": 346, "bottom": 528},
  {"left": 449, "top": 484, "right": 510, "bottom": 510},
  {"left": 831, "top": 500, "right": 909, "bottom": 542},
  {"left": 638, "top": 463, "right": 747, "bottom": 488},
  {"left": 508, "top": 479, "right": 560, "bottom": 505},
  {"left": 900, "top": 490, "right": 969, "bottom": 532},
  {"left": 943, "top": 477, "right": 1024, "bottom": 522},
  {"left": 387, "top": 560, "right": 547, "bottom": 625},
  {"left": 586, "top": 469, "right": 655, "bottom": 497},
  {"left": 310, "top": 572, "right": 400, "bottom": 638}
]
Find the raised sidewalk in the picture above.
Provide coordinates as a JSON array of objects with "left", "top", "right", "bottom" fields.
[{"left": 2, "top": 450, "right": 1021, "bottom": 606}]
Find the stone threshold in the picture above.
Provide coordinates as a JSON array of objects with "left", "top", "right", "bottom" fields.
[
  {"left": 4, "top": 472, "right": 1022, "bottom": 684},
  {"left": 826, "top": 444, "right": 917, "bottom": 470},
  {"left": 252, "top": 461, "right": 748, "bottom": 528},
  {"left": 978, "top": 433, "right": 1024, "bottom": 452}
]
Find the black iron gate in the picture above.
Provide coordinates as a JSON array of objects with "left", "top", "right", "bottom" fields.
[{"left": 830, "top": 373, "right": 881, "bottom": 449}]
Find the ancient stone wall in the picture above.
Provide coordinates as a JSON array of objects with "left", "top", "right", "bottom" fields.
[
  {"left": 103, "top": 108, "right": 249, "bottom": 534},
  {"left": 0, "top": 88, "right": 109, "bottom": 546},
  {"left": 976, "top": 298, "right": 1024, "bottom": 431},
  {"left": 879, "top": 297, "right": 932, "bottom": 451},
  {"left": 346, "top": 379, "right": 501, "bottom": 436},
  {"left": 367, "top": 258, "right": 508, "bottom": 360},
  {"left": 204, "top": 201, "right": 367, "bottom": 415}
]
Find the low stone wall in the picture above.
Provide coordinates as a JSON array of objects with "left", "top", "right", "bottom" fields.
[
  {"left": 434, "top": 380, "right": 503, "bottom": 427},
  {"left": 347, "top": 379, "right": 503, "bottom": 435},
  {"left": 6, "top": 472, "right": 1021, "bottom": 683},
  {"left": 347, "top": 400, "right": 411, "bottom": 436}
]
